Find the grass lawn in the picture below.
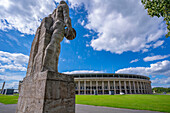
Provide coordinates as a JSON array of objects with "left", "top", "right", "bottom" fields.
[
  {"left": 0, "top": 94, "right": 19, "bottom": 104},
  {"left": 76, "top": 95, "right": 170, "bottom": 112},
  {"left": 0, "top": 94, "right": 170, "bottom": 112}
]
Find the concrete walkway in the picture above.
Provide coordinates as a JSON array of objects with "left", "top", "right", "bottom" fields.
[
  {"left": 0, "top": 103, "right": 163, "bottom": 113},
  {"left": 76, "top": 104, "right": 163, "bottom": 113},
  {"left": 0, "top": 103, "right": 16, "bottom": 113}
]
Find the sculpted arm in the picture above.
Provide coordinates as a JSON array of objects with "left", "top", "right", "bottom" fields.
[
  {"left": 62, "top": 3, "right": 76, "bottom": 40},
  {"left": 62, "top": 3, "right": 72, "bottom": 29}
]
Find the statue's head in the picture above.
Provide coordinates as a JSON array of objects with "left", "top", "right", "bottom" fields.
[
  {"left": 60, "top": 0, "right": 67, "bottom": 4},
  {"left": 57, "top": 5, "right": 63, "bottom": 12},
  {"left": 65, "top": 28, "right": 76, "bottom": 40}
]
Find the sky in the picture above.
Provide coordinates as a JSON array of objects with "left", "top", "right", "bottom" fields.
[{"left": 0, "top": 0, "right": 170, "bottom": 89}]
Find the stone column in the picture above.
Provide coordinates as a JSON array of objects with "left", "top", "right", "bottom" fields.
[
  {"left": 137, "top": 81, "right": 140, "bottom": 94},
  {"left": 114, "top": 80, "right": 116, "bottom": 94},
  {"left": 140, "top": 81, "right": 143, "bottom": 94},
  {"left": 146, "top": 82, "right": 148, "bottom": 94},
  {"left": 108, "top": 81, "right": 110, "bottom": 92},
  {"left": 119, "top": 80, "right": 122, "bottom": 93},
  {"left": 102, "top": 81, "right": 104, "bottom": 94},
  {"left": 124, "top": 81, "right": 127, "bottom": 94},
  {"left": 78, "top": 81, "right": 80, "bottom": 95},
  {"left": 148, "top": 83, "right": 150, "bottom": 94},
  {"left": 143, "top": 82, "right": 146, "bottom": 94},
  {"left": 148, "top": 83, "right": 151, "bottom": 94},
  {"left": 129, "top": 81, "right": 132, "bottom": 94},
  {"left": 146, "top": 83, "right": 149, "bottom": 94},
  {"left": 149, "top": 83, "right": 152, "bottom": 94},
  {"left": 96, "top": 81, "right": 98, "bottom": 94},
  {"left": 90, "top": 81, "right": 92, "bottom": 95},
  {"left": 84, "top": 81, "right": 86, "bottom": 95},
  {"left": 133, "top": 81, "right": 136, "bottom": 94}
]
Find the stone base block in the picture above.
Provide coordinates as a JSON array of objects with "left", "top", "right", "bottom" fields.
[{"left": 16, "top": 71, "right": 75, "bottom": 113}]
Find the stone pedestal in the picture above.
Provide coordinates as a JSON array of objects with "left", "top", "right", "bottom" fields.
[{"left": 16, "top": 71, "right": 75, "bottom": 113}]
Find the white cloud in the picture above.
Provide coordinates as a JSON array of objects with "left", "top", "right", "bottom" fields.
[
  {"left": 153, "top": 40, "right": 164, "bottom": 48},
  {"left": 0, "top": 51, "right": 29, "bottom": 71},
  {"left": 130, "top": 59, "right": 139, "bottom": 63},
  {"left": 0, "top": 51, "right": 29, "bottom": 65},
  {"left": 83, "top": 34, "right": 90, "bottom": 37},
  {"left": 0, "top": 69, "right": 5, "bottom": 72},
  {"left": 0, "top": 19, "right": 13, "bottom": 30},
  {"left": 0, "top": 56, "right": 11, "bottom": 63},
  {"left": 64, "top": 38, "right": 70, "bottom": 44},
  {"left": 0, "top": 0, "right": 166, "bottom": 54},
  {"left": 151, "top": 77, "right": 170, "bottom": 88},
  {"left": 0, "top": 82, "right": 19, "bottom": 89},
  {"left": 78, "top": 19, "right": 85, "bottom": 26},
  {"left": 152, "top": 77, "right": 170, "bottom": 84},
  {"left": 86, "top": 44, "right": 90, "bottom": 47},
  {"left": 143, "top": 54, "right": 170, "bottom": 62},
  {"left": 68, "top": 0, "right": 166, "bottom": 54},
  {"left": 6, "top": 82, "right": 19, "bottom": 89},
  {"left": 20, "top": 34, "right": 25, "bottom": 37},
  {"left": 1, "top": 0, "right": 166, "bottom": 54},
  {"left": 63, "top": 70, "right": 104, "bottom": 74},
  {"left": 0, "top": 64, "right": 27, "bottom": 71},
  {"left": 0, "top": 0, "right": 13, "bottom": 9},
  {"left": 81, "top": 20, "right": 85, "bottom": 26},
  {"left": 0, "top": 0, "right": 58, "bottom": 34},
  {"left": 142, "top": 49, "right": 149, "bottom": 53},
  {"left": 116, "top": 60, "right": 170, "bottom": 76},
  {"left": 0, "top": 75, "right": 23, "bottom": 81}
]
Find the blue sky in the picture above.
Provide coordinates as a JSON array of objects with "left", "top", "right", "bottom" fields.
[{"left": 0, "top": 0, "right": 170, "bottom": 89}]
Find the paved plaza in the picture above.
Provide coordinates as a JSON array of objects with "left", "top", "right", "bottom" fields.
[{"left": 0, "top": 103, "right": 163, "bottom": 113}]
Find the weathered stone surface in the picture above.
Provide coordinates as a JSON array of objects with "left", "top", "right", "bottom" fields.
[
  {"left": 26, "top": 1, "right": 76, "bottom": 75},
  {"left": 16, "top": 71, "right": 75, "bottom": 113},
  {"left": 16, "top": 1, "right": 76, "bottom": 113}
]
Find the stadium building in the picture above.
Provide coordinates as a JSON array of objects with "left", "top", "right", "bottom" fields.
[{"left": 72, "top": 73, "right": 152, "bottom": 95}]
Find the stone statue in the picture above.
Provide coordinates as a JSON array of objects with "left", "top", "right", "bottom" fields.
[
  {"left": 42, "top": 1, "right": 76, "bottom": 72},
  {"left": 16, "top": 1, "right": 76, "bottom": 113},
  {"left": 26, "top": 1, "right": 76, "bottom": 76}
]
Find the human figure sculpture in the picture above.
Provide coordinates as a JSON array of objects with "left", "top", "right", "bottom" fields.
[
  {"left": 41, "top": 1, "right": 76, "bottom": 72},
  {"left": 16, "top": 2, "right": 76, "bottom": 113}
]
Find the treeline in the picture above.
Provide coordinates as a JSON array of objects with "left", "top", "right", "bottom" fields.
[{"left": 152, "top": 87, "right": 170, "bottom": 93}]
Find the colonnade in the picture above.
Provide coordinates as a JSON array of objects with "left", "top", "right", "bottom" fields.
[{"left": 75, "top": 79, "right": 152, "bottom": 95}]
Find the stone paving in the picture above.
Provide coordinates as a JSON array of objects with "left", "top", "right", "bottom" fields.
[
  {"left": 0, "top": 103, "right": 163, "bottom": 113},
  {"left": 76, "top": 104, "right": 163, "bottom": 113},
  {"left": 0, "top": 103, "right": 16, "bottom": 113}
]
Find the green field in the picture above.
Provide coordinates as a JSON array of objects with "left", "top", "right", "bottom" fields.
[
  {"left": 0, "top": 94, "right": 18, "bottom": 104},
  {"left": 76, "top": 95, "right": 170, "bottom": 112},
  {"left": 0, "top": 94, "right": 170, "bottom": 112}
]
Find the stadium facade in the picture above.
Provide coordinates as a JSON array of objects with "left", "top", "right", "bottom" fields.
[{"left": 72, "top": 73, "right": 152, "bottom": 95}]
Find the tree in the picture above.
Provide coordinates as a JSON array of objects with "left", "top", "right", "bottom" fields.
[
  {"left": 141, "top": 0, "right": 170, "bottom": 38},
  {"left": 152, "top": 87, "right": 170, "bottom": 93}
]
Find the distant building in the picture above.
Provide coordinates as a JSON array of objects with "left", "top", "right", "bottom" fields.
[
  {"left": 2, "top": 89, "right": 14, "bottom": 95},
  {"left": 72, "top": 73, "right": 152, "bottom": 95},
  {"left": 18, "top": 73, "right": 152, "bottom": 95}
]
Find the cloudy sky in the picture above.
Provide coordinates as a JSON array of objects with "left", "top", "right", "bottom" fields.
[{"left": 0, "top": 0, "right": 169, "bottom": 89}]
